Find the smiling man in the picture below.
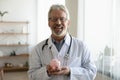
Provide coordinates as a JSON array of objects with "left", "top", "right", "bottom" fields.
[{"left": 28, "top": 4, "right": 97, "bottom": 80}]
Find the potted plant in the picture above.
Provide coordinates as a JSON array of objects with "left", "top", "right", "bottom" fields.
[{"left": 0, "top": 11, "right": 8, "bottom": 21}]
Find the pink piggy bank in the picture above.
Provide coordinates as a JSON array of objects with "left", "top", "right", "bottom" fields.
[{"left": 50, "top": 59, "right": 61, "bottom": 71}]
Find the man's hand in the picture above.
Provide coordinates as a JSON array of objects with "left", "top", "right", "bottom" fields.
[
  {"left": 46, "top": 59, "right": 70, "bottom": 76},
  {"left": 47, "top": 65, "right": 70, "bottom": 76},
  {"left": 50, "top": 66, "right": 70, "bottom": 75}
]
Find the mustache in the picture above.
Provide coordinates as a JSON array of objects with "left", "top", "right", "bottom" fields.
[{"left": 54, "top": 24, "right": 62, "bottom": 27}]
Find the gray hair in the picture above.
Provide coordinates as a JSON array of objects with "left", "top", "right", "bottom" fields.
[{"left": 48, "top": 4, "right": 70, "bottom": 20}]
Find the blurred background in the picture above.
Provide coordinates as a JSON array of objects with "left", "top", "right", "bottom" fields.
[{"left": 0, "top": 0, "right": 120, "bottom": 80}]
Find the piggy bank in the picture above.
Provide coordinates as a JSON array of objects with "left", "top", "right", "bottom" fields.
[{"left": 50, "top": 59, "right": 61, "bottom": 71}]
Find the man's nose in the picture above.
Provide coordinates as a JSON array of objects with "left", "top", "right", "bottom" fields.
[{"left": 55, "top": 19, "right": 62, "bottom": 24}]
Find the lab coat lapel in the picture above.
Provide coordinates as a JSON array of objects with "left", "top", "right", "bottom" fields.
[
  {"left": 48, "top": 37, "right": 59, "bottom": 58},
  {"left": 59, "top": 33, "right": 71, "bottom": 56},
  {"left": 58, "top": 34, "right": 71, "bottom": 65}
]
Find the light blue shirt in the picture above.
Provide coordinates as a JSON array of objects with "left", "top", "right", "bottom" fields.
[
  {"left": 52, "top": 37, "right": 65, "bottom": 52},
  {"left": 28, "top": 33, "right": 97, "bottom": 80}
]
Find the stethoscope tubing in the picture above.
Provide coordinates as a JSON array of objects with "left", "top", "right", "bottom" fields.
[{"left": 42, "top": 34, "right": 72, "bottom": 59}]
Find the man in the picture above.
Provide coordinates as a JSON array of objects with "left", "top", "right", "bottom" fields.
[{"left": 28, "top": 4, "right": 97, "bottom": 80}]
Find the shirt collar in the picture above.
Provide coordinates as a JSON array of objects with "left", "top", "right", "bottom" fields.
[
  {"left": 48, "top": 33, "right": 71, "bottom": 48},
  {"left": 52, "top": 37, "right": 65, "bottom": 44}
]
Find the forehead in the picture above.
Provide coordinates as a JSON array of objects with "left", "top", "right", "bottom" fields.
[{"left": 49, "top": 9, "right": 67, "bottom": 17}]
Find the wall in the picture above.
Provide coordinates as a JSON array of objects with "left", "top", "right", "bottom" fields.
[
  {"left": 0, "top": 0, "right": 37, "bottom": 54},
  {"left": 66, "top": 0, "right": 78, "bottom": 37},
  {"left": 0, "top": 0, "right": 79, "bottom": 54}
]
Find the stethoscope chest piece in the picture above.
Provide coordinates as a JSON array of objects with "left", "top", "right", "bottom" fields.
[
  {"left": 64, "top": 53, "right": 69, "bottom": 61},
  {"left": 63, "top": 53, "right": 69, "bottom": 66}
]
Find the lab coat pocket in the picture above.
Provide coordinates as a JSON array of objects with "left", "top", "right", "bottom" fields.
[{"left": 68, "top": 57, "right": 82, "bottom": 67}]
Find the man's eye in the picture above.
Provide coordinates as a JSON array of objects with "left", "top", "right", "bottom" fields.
[
  {"left": 60, "top": 18, "right": 66, "bottom": 21},
  {"left": 52, "top": 18, "right": 57, "bottom": 21},
  {"left": 49, "top": 17, "right": 67, "bottom": 22}
]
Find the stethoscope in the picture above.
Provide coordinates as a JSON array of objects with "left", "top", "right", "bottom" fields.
[{"left": 42, "top": 35, "right": 72, "bottom": 61}]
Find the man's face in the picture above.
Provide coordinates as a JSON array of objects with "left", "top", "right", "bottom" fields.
[{"left": 48, "top": 9, "right": 70, "bottom": 38}]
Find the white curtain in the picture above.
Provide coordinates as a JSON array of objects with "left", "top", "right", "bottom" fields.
[{"left": 78, "top": 0, "right": 120, "bottom": 80}]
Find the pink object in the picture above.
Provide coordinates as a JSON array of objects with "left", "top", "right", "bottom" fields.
[{"left": 50, "top": 59, "right": 61, "bottom": 70}]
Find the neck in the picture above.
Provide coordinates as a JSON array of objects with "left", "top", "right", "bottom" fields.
[{"left": 51, "top": 35, "right": 65, "bottom": 42}]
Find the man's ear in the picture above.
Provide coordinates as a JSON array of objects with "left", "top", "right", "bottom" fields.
[{"left": 67, "top": 20, "right": 70, "bottom": 27}]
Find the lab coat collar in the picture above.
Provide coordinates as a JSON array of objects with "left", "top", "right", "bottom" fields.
[{"left": 64, "top": 33, "right": 71, "bottom": 47}]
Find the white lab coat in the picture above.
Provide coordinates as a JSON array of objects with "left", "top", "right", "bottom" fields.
[{"left": 28, "top": 33, "right": 97, "bottom": 80}]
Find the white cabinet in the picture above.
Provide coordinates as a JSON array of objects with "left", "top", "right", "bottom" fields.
[{"left": 0, "top": 21, "right": 29, "bottom": 56}]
